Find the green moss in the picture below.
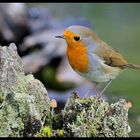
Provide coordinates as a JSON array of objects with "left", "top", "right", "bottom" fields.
[
  {"left": 37, "top": 126, "right": 52, "bottom": 137},
  {"left": 56, "top": 129, "right": 64, "bottom": 137}
]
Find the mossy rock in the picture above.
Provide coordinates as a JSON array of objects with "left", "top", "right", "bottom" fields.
[
  {"left": 52, "top": 92, "right": 131, "bottom": 137},
  {"left": 0, "top": 44, "right": 50, "bottom": 137}
]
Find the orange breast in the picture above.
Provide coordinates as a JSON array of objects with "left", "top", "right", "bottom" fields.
[{"left": 66, "top": 45, "right": 90, "bottom": 73}]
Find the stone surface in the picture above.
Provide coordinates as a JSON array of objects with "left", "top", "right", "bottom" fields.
[{"left": 0, "top": 43, "right": 50, "bottom": 137}]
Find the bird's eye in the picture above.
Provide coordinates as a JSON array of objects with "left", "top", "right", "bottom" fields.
[{"left": 74, "top": 36, "right": 81, "bottom": 41}]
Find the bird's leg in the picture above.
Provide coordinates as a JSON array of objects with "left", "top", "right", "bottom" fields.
[
  {"left": 97, "top": 79, "right": 113, "bottom": 98},
  {"left": 84, "top": 82, "right": 99, "bottom": 98}
]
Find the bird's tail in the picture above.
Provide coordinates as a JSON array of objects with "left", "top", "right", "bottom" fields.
[{"left": 124, "top": 63, "right": 140, "bottom": 70}]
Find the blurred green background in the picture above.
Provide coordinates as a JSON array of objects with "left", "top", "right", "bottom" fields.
[{"left": 38, "top": 3, "right": 140, "bottom": 136}]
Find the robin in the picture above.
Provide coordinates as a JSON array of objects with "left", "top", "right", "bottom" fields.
[{"left": 56, "top": 25, "right": 140, "bottom": 97}]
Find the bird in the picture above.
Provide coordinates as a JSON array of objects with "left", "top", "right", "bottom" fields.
[{"left": 55, "top": 25, "right": 140, "bottom": 97}]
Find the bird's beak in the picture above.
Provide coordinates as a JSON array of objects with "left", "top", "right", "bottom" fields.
[{"left": 55, "top": 35, "right": 65, "bottom": 39}]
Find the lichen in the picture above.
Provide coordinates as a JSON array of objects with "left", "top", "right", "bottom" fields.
[
  {"left": 52, "top": 92, "right": 131, "bottom": 137},
  {"left": 36, "top": 126, "right": 52, "bottom": 137},
  {"left": 0, "top": 74, "right": 50, "bottom": 137},
  {"left": 56, "top": 129, "right": 64, "bottom": 137},
  {"left": 0, "top": 44, "right": 50, "bottom": 137}
]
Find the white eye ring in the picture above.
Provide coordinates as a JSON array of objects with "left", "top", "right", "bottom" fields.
[{"left": 74, "top": 36, "right": 81, "bottom": 41}]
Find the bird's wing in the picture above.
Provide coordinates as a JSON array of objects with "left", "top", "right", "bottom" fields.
[{"left": 94, "top": 40, "right": 128, "bottom": 68}]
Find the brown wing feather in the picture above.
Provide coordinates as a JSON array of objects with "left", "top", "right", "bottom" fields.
[{"left": 94, "top": 40, "right": 128, "bottom": 68}]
